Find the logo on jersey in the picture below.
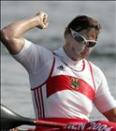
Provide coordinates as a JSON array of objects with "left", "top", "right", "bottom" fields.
[
  {"left": 57, "top": 65, "right": 64, "bottom": 70},
  {"left": 71, "top": 78, "right": 80, "bottom": 89},
  {"left": 46, "top": 75, "right": 95, "bottom": 100}
]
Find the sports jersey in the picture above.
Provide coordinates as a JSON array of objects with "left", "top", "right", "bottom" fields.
[{"left": 13, "top": 39, "right": 116, "bottom": 120}]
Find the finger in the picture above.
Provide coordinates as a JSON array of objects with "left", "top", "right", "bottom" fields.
[
  {"left": 43, "top": 22, "right": 48, "bottom": 29},
  {"left": 36, "top": 11, "right": 48, "bottom": 29},
  {"left": 43, "top": 14, "right": 48, "bottom": 24},
  {"left": 41, "top": 14, "right": 48, "bottom": 29},
  {"left": 40, "top": 12, "right": 48, "bottom": 19},
  {"left": 36, "top": 11, "right": 47, "bottom": 19}
]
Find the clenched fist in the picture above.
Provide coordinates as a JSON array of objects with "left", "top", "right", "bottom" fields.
[{"left": 35, "top": 11, "right": 48, "bottom": 29}]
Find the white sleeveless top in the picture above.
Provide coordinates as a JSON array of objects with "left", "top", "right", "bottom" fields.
[{"left": 13, "top": 39, "right": 116, "bottom": 120}]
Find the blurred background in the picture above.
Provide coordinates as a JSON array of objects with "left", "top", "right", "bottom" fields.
[{"left": 1, "top": 1, "right": 116, "bottom": 124}]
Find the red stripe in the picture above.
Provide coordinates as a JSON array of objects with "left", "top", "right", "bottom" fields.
[
  {"left": 88, "top": 62, "right": 96, "bottom": 91},
  {"left": 46, "top": 75, "right": 95, "bottom": 100},
  {"left": 37, "top": 88, "right": 43, "bottom": 118},
  {"left": 40, "top": 87, "right": 45, "bottom": 118},
  {"left": 32, "top": 88, "right": 45, "bottom": 118},
  {"left": 34, "top": 89, "right": 41, "bottom": 118}
]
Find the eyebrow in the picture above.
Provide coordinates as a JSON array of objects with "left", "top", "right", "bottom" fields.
[{"left": 86, "top": 29, "right": 98, "bottom": 40}]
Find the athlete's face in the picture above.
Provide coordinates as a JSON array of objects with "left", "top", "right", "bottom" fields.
[{"left": 70, "top": 28, "right": 98, "bottom": 59}]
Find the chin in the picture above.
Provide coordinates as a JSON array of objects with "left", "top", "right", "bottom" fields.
[{"left": 80, "top": 53, "right": 89, "bottom": 59}]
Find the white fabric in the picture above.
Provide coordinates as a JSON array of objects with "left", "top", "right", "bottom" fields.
[
  {"left": 13, "top": 39, "right": 54, "bottom": 87},
  {"left": 13, "top": 39, "right": 116, "bottom": 118},
  {"left": 31, "top": 54, "right": 94, "bottom": 120}
]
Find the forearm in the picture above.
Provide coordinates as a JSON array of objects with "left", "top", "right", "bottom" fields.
[
  {"left": 1, "top": 16, "right": 39, "bottom": 39},
  {"left": 103, "top": 108, "right": 116, "bottom": 122},
  {"left": 0, "top": 11, "right": 48, "bottom": 54}
]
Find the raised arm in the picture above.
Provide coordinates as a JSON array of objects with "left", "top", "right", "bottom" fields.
[{"left": 0, "top": 11, "right": 48, "bottom": 54}]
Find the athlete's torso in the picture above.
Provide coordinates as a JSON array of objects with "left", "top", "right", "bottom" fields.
[
  {"left": 31, "top": 52, "right": 96, "bottom": 120},
  {"left": 13, "top": 40, "right": 116, "bottom": 121}
]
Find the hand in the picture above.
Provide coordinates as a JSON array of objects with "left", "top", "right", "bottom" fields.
[{"left": 35, "top": 11, "right": 48, "bottom": 29}]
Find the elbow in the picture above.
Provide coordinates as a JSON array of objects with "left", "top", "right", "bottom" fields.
[
  {"left": 0, "top": 27, "right": 23, "bottom": 54},
  {"left": 107, "top": 116, "right": 116, "bottom": 122},
  {"left": 103, "top": 108, "right": 116, "bottom": 122},
  {"left": 0, "top": 27, "right": 12, "bottom": 44}
]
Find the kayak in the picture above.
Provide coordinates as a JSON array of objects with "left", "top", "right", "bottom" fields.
[
  {"left": 28, "top": 119, "right": 116, "bottom": 131},
  {"left": 1, "top": 104, "right": 116, "bottom": 131}
]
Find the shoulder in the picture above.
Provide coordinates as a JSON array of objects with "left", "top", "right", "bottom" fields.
[
  {"left": 13, "top": 39, "right": 54, "bottom": 74},
  {"left": 88, "top": 60, "right": 108, "bottom": 88},
  {"left": 13, "top": 39, "right": 53, "bottom": 59},
  {"left": 88, "top": 61, "right": 104, "bottom": 77}
]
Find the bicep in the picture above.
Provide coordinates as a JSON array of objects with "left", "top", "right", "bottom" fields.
[
  {"left": 6, "top": 38, "right": 25, "bottom": 54},
  {"left": 1, "top": 28, "right": 25, "bottom": 54},
  {"left": 13, "top": 39, "right": 53, "bottom": 74}
]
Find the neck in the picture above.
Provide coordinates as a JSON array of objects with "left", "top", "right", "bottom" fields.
[{"left": 63, "top": 45, "right": 81, "bottom": 61}]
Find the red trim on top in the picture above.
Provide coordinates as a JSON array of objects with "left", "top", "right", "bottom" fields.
[
  {"left": 40, "top": 87, "right": 45, "bottom": 118},
  {"left": 81, "top": 60, "right": 85, "bottom": 71},
  {"left": 33, "top": 88, "right": 41, "bottom": 118},
  {"left": 37, "top": 88, "right": 43, "bottom": 118},
  {"left": 33, "top": 88, "right": 45, "bottom": 118},
  {"left": 88, "top": 62, "right": 96, "bottom": 94},
  {"left": 31, "top": 56, "right": 55, "bottom": 90}
]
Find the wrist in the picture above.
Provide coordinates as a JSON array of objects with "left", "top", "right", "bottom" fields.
[{"left": 29, "top": 16, "right": 41, "bottom": 28}]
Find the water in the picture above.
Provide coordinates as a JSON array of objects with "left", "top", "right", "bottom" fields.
[
  {"left": 1, "top": 1, "right": 116, "bottom": 127},
  {"left": 1, "top": 1, "right": 116, "bottom": 55}
]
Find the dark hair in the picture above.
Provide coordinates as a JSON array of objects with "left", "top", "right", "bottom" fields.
[{"left": 64, "top": 15, "right": 101, "bottom": 37}]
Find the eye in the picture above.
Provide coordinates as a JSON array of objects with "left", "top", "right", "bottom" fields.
[
  {"left": 74, "top": 35, "right": 84, "bottom": 43},
  {"left": 86, "top": 42, "right": 96, "bottom": 47}
]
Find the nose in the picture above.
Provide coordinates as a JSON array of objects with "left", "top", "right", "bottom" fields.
[
  {"left": 84, "top": 45, "right": 90, "bottom": 50},
  {"left": 83, "top": 45, "right": 91, "bottom": 54}
]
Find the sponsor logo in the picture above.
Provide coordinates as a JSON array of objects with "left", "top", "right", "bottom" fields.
[
  {"left": 65, "top": 122, "right": 113, "bottom": 131},
  {"left": 57, "top": 65, "right": 64, "bottom": 70}
]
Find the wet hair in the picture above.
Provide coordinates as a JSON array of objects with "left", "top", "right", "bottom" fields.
[{"left": 64, "top": 15, "right": 101, "bottom": 37}]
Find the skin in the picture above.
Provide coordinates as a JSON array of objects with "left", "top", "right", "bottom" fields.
[
  {"left": 0, "top": 11, "right": 116, "bottom": 129},
  {"left": 63, "top": 29, "right": 96, "bottom": 61},
  {"left": 64, "top": 29, "right": 116, "bottom": 122},
  {"left": 0, "top": 11, "right": 48, "bottom": 54}
]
